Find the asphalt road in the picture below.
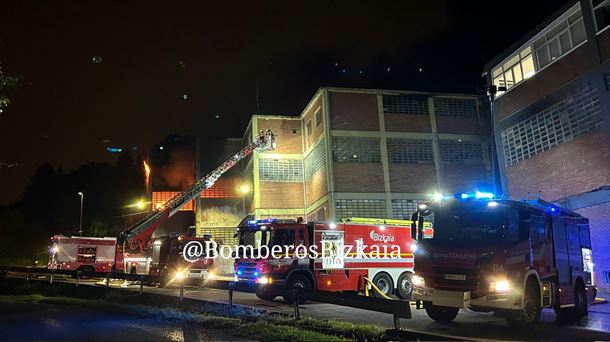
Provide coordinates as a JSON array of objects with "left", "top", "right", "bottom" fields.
[
  {"left": 0, "top": 301, "right": 240, "bottom": 341},
  {"left": 9, "top": 273, "right": 610, "bottom": 341}
]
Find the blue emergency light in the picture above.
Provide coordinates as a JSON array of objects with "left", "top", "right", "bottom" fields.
[{"left": 456, "top": 191, "right": 495, "bottom": 200}]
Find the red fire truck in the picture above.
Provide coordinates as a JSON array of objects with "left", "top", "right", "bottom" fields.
[
  {"left": 48, "top": 235, "right": 116, "bottom": 273},
  {"left": 411, "top": 193, "right": 597, "bottom": 327},
  {"left": 234, "top": 217, "right": 432, "bottom": 302}
]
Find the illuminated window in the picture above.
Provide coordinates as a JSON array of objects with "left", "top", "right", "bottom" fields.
[
  {"left": 439, "top": 140, "right": 483, "bottom": 164},
  {"left": 331, "top": 136, "right": 381, "bottom": 163},
  {"left": 335, "top": 199, "right": 386, "bottom": 219},
  {"left": 259, "top": 158, "right": 303, "bottom": 182},
  {"left": 305, "top": 140, "right": 326, "bottom": 180},
  {"left": 492, "top": 47, "right": 536, "bottom": 92},
  {"left": 315, "top": 108, "right": 322, "bottom": 127},
  {"left": 501, "top": 84, "right": 603, "bottom": 166},
  {"left": 152, "top": 192, "right": 194, "bottom": 211},
  {"left": 434, "top": 98, "right": 477, "bottom": 117},
  {"left": 382, "top": 94, "right": 429, "bottom": 115},
  {"left": 387, "top": 138, "right": 433, "bottom": 164},
  {"left": 593, "top": 0, "right": 610, "bottom": 31},
  {"left": 201, "top": 178, "right": 240, "bottom": 198}
]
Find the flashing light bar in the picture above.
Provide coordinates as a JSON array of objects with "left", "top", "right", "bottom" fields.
[
  {"left": 247, "top": 218, "right": 278, "bottom": 226},
  {"left": 456, "top": 191, "right": 494, "bottom": 200}
]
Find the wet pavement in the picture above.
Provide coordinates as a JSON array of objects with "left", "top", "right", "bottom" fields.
[{"left": 0, "top": 301, "right": 240, "bottom": 341}]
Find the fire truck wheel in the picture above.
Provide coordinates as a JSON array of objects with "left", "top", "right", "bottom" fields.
[
  {"left": 255, "top": 288, "right": 277, "bottom": 301},
  {"left": 371, "top": 273, "right": 394, "bottom": 298},
  {"left": 396, "top": 272, "right": 413, "bottom": 300},
  {"left": 573, "top": 282, "right": 588, "bottom": 318},
  {"left": 424, "top": 302, "right": 459, "bottom": 322},
  {"left": 283, "top": 273, "right": 312, "bottom": 304},
  {"left": 506, "top": 281, "right": 541, "bottom": 328}
]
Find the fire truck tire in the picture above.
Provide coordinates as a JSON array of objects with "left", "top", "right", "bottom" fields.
[
  {"left": 574, "top": 282, "right": 588, "bottom": 318},
  {"left": 424, "top": 302, "right": 459, "bottom": 322},
  {"left": 506, "top": 280, "right": 541, "bottom": 328},
  {"left": 255, "top": 288, "right": 277, "bottom": 301},
  {"left": 396, "top": 272, "right": 413, "bottom": 300},
  {"left": 371, "top": 272, "right": 394, "bottom": 298},
  {"left": 283, "top": 273, "right": 312, "bottom": 304}
]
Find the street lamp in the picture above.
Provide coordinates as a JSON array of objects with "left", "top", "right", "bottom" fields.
[
  {"left": 237, "top": 183, "right": 251, "bottom": 215},
  {"left": 77, "top": 192, "right": 84, "bottom": 236}
]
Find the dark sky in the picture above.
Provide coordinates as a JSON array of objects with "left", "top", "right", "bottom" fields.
[{"left": 0, "top": 0, "right": 569, "bottom": 204}]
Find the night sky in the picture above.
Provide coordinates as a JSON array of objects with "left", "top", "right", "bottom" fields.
[{"left": 0, "top": 0, "right": 569, "bottom": 204}]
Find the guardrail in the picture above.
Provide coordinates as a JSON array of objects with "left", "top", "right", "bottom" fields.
[{"left": 0, "top": 265, "right": 411, "bottom": 329}]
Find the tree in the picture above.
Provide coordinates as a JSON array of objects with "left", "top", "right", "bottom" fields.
[{"left": 0, "top": 63, "right": 19, "bottom": 111}]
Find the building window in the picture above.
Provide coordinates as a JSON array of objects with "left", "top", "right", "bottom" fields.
[
  {"left": 387, "top": 138, "right": 433, "bottom": 164},
  {"left": 259, "top": 158, "right": 303, "bottom": 182},
  {"left": 315, "top": 108, "right": 322, "bottom": 127},
  {"left": 434, "top": 98, "right": 478, "bottom": 117},
  {"left": 331, "top": 136, "right": 381, "bottom": 163},
  {"left": 439, "top": 140, "right": 484, "bottom": 164},
  {"left": 305, "top": 140, "right": 326, "bottom": 180},
  {"left": 492, "top": 5, "right": 585, "bottom": 95},
  {"left": 593, "top": 0, "right": 610, "bottom": 31},
  {"left": 335, "top": 199, "right": 386, "bottom": 219},
  {"left": 382, "top": 94, "right": 429, "bottom": 115},
  {"left": 501, "top": 84, "right": 603, "bottom": 166},
  {"left": 391, "top": 199, "right": 425, "bottom": 220}
]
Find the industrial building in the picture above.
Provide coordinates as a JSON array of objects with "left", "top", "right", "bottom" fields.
[
  {"left": 483, "top": 0, "right": 610, "bottom": 291},
  {"left": 242, "top": 87, "right": 492, "bottom": 222}
]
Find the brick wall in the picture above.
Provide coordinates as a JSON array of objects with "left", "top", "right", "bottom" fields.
[
  {"left": 389, "top": 164, "right": 437, "bottom": 193},
  {"left": 495, "top": 43, "right": 593, "bottom": 119},
  {"left": 306, "top": 167, "right": 328, "bottom": 207},
  {"left": 307, "top": 201, "right": 329, "bottom": 222},
  {"left": 332, "top": 163, "right": 385, "bottom": 192},
  {"left": 440, "top": 164, "right": 489, "bottom": 193},
  {"left": 436, "top": 116, "right": 481, "bottom": 134},
  {"left": 506, "top": 129, "right": 610, "bottom": 201},
  {"left": 384, "top": 114, "right": 431, "bottom": 132},
  {"left": 329, "top": 91, "right": 380, "bottom": 131},
  {"left": 259, "top": 182, "right": 304, "bottom": 209},
  {"left": 575, "top": 203, "right": 610, "bottom": 293},
  {"left": 256, "top": 117, "right": 302, "bottom": 154},
  {"left": 303, "top": 96, "right": 324, "bottom": 149}
]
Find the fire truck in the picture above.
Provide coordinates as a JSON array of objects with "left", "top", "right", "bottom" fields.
[
  {"left": 234, "top": 217, "right": 432, "bottom": 303},
  {"left": 411, "top": 192, "right": 597, "bottom": 327},
  {"left": 48, "top": 235, "right": 116, "bottom": 273},
  {"left": 49, "top": 130, "right": 275, "bottom": 287}
]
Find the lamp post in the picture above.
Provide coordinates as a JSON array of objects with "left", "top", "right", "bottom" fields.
[
  {"left": 77, "top": 192, "right": 84, "bottom": 236},
  {"left": 238, "top": 183, "right": 250, "bottom": 215}
]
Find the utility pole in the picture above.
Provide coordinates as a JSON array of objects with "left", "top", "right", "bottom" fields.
[{"left": 78, "top": 192, "right": 84, "bottom": 236}]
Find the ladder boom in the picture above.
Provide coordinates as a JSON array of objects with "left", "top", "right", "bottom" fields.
[{"left": 119, "top": 130, "right": 275, "bottom": 251}]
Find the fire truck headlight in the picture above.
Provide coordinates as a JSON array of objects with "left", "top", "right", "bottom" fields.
[
  {"left": 175, "top": 270, "right": 185, "bottom": 281},
  {"left": 490, "top": 279, "right": 511, "bottom": 293},
  {"left": 412, "top": 275, "right": 425, "bottom": 287},
  {"left": 410, "top": 243, "right": 418, "bottom": 252},
  {"left": 257, "top": 276, "right": 272, "bottom": 285},
  {"left": 51, "top": 246, "right": 58, "bottom": 254}
]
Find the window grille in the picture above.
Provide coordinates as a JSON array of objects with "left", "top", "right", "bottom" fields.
[
  {"left": 391, "top": 199, "right": 425, "bottom": 220},
  {"left": 382, "top": 94, "right": 429, "bottom": 115},
  {"left": 259, "top": 158, "right": 303, "bottom": 182},
  {"left": 305, "top": 141, "right": 326, "bottom": 179},
  {"left": 386, "top": 138, "right": 433, "bottom": 164},
  {"left": 501, "top": 84, "right": 603, "bottom": 166},
  {"left": 335, "top": 199, "right": 386, "bottom": 219},
  {"left": 439, "top": 140, "right": 483, "bottom": 164},
  {"left": 434, "top": 98, "right": 477, "bottom": 117},
  {"left": 331, "top": 137, "right": 381, "bottom": 163}
]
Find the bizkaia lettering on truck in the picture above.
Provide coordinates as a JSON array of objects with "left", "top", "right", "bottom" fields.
[
  {"left": 48, "top": 235, "right": 116, "bottom": 273},
  {"left": 411, "top": 193, "right": 597, "bottom": 328},
  {"left": 233, "top": 217, "right": 432, "bottom": 303}
]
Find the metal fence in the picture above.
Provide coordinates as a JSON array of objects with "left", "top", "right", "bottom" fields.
[{"left": 0, "top": 265, "right": 412, "bottom": 329}]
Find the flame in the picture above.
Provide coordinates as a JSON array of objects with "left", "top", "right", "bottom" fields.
[{"left": 143, "top": 160, "right": 151, "bottom": 190}]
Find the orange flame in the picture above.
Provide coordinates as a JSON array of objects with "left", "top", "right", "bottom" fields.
[{"left": 143, "top": 160, "right": 151, "bottom": 190}]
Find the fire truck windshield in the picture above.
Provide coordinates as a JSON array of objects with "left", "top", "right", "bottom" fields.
[
  {"left": 431, "top": 207, "right": 518, "bottom": 246},
  {"left": 239, "top": 227, "right": 294, "bottom": 249}
]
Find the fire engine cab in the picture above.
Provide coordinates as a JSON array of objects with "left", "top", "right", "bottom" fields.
[
  {"left": 234, "top": 217, "right": 432, "bottom": 303},
  {"left": 411, "top": 192, "right": 597, "bottom": 327}
]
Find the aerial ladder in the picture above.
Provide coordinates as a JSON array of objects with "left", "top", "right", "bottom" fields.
[{"left": 118, "top": 129, "right": 275, "bottom": 253}]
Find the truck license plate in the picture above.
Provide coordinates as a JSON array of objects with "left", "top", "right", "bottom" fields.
[
  {"left": 188, "top": 271, "right": 206, "bottom": 279},
  {"left": 444, "top": 274, "right": 466, "bottom": 281}
]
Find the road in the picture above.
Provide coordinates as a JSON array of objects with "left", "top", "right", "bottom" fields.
[
  {"left": 0, "top": 301, "right": 240, "bottom": 341},
  {"left": 9, "top": 273, "right": 610, "bottom": 341}
]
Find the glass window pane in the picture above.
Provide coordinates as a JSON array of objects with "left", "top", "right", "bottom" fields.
[
  {"left": 536, "top": 46, "right": 550, "bottom": 68},
  {"left": 533, "top": 37, "right": 546, "bottom": 49},
  {"left": 512, "top": 64, "right": 523, "bottom": 84},
  {"left": 492, "top": 67, "right": 503, "bottom": 78},
  {"left": 522, "top": 55, "right": 536, "bottom": 79},
  {"left": 494, "top": 75, "right": 505, "bottom": 89},
  {"left": 504, "top": 69, "right": 514, "bottom": 89},
  {"left": 549, "top": 39, "right": 561, "bottom": 60},
  {"left": 546, "top": 21, "right": 568, "bottom": 41},
  {"left": 520, "top": 47, "right": 532, "bottom": 58},
  {"left": 503, "top": 54, "right": 520, "bottom": 70},
  {"left": 594, "top": 1, "right": 610, "bottom": 31},
  {"left": 570, "top": 19, "right": 586, "bottom": 44},
  {"left": 559, "top": 31, "right": 571, "bottom": 53},
  {"left": 569, "top": 9, "right": 583, "bottom": 24}
]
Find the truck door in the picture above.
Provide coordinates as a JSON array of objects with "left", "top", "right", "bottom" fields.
[{"left": 552, "top": 220, "right": 570, "bottom": 285}]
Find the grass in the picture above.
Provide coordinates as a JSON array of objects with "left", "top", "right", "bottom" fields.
[{"left": 0, "top": 294, "right": 384, "bottom": 341}]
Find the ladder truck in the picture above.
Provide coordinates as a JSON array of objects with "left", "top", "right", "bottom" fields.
[{"left": 116, "top": 129, "right": 275, "bottom": 286}]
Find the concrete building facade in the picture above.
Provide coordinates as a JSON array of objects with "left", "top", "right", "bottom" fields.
[
  {"left": 483, "top": 0, "right": 610, "bottom": 291},
  {"left": 243, "top": 87, "right": 492, "bottom": 223}
]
